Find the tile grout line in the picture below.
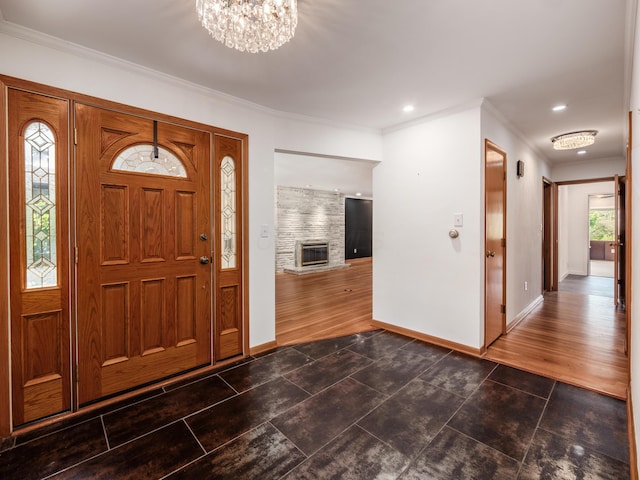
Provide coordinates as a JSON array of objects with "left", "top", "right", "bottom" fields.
[
  {"left": 266, "top": 420, "right": 309, "bottom": 479},
  {"left": 514, "top": 380, "right": 557, "bottom": 477},
  {"left": 395, "top": 361, "right": 502, "bottom": 477},
  {"left": 100, "top": 415, "right": 111, "bottom": 451}
]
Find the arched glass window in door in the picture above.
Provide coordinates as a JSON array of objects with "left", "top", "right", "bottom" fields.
[
  {"left": 24, "top": 121, "right": 57, "bottom": 288},
  {"left": 112, "top": 144, "right": 187, "bottom": 178},
  {"left": 221, "top": 155, "right": 237, "bottom": 269}
]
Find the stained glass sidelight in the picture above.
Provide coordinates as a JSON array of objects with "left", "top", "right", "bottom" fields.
[
  {"left": 24, "top": 122, "right": 57, "bottom": 288},
  {"left": 112, "top": 145, "right": 187, "bottom": 178},
  {"left": 221, "top": 155, "right": 236, "bottom": 269}
]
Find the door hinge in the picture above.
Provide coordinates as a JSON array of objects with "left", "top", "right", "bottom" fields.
[
  {"left": 500, "top": 304, "right": 506, "bottom": 314},
  {"left": 501, "top": 238, "right": 506, "bottom": 247},
  {"left": 74, "top": 128, "right": 77, "bottom": 146},
  {"left": 75, "top": 246, "right": 79, "bottom": 264}
]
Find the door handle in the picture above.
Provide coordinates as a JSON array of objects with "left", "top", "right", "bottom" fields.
[
  {"left": 199, "top": 256, "right": 210, "bottom": 264},
  {"left": 486, "top": 251, "right": 495, "bottom": 258}
]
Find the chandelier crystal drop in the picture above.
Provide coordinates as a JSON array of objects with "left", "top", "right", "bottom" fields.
[
  {"left": 196, "top": 0, "right": 298, "bottom": 53},
  {"left": 551, "top": 130, "right": 598, "bottom": 150}
]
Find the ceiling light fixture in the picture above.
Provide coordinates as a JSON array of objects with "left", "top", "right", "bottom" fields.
[
  {"left": 551, "top": 130, "right": 598, "bottom": 150},
  {"left": 403, "top": 105, "right": 415, "bottom": 113},
  {"left": 196, "top": 0, "right": 298, "bottom": 53},
  {"left": 577, "top": 150, "right": 587, "bottom": 155},
  {"left": 552, "top": 104, "right": 567, "bottom": 112}
]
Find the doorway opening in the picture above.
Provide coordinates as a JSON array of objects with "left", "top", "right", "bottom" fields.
[
  {"left": 588, "top": 194, "right": 615, "bottom": 278},
  {"left": 486, "top": 175, "right": 628, "bottom": 398},
  {"left": 273, "top": 152, "right": 376, "bottom": 345}
]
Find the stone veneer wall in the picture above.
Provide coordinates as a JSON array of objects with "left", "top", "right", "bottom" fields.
[{"left": 276, "top": 186, "right": 345, "bottom": 272}]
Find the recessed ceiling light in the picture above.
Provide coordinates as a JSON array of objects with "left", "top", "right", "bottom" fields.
[
  {"left": 552, "top": 104, "right": 567, "bottom": 112},
  {"left": 355, "top": 192, "right": 362, "bottom": 197},
  {"left": 402, "top": 105, "right": 415, "bottom": 113},
  {"left": 577, "top": 150, "right": 587, "bottom": 155}
]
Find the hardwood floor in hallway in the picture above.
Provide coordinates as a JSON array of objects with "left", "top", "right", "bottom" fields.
[{"left": 486, "top": 275, "right": 628, "bottom": 399}]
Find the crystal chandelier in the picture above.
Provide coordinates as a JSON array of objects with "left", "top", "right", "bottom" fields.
[
  {"left": 551, "top": 130, "right": 598, "bottom": 150},
  {"left": 196, "top": 0, "right": 298, "bottom": 53}
]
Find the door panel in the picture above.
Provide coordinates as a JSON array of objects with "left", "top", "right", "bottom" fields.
[
  {"left": 76, "top": 104, "right": 211, "bottom": 404},
  {"left": 484, "top": 140, "right": 506, "bottom": 347},
  {"left": 214, "top": 135, "right": 244, "bottom": 360},
  {"left": 8, "top": 89, "right": 71, "bottom": 425}
]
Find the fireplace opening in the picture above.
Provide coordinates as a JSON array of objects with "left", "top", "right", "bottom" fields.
[{"left": 297, "top": 241, "right": 329, "bottom": 267}]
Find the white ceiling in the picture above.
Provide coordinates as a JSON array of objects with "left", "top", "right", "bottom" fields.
[{"left": 0, "top": 0, "right": 633, "bottom": 197}]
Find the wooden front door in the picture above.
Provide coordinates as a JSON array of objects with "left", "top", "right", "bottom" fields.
[
  {"left": 75, "top": 104, "right": 212, "bottom": 404},
  {"left": 484, "top": 140, "right": 506, "bottom": 347},
  {"left": 8, "top": 89, "right": 71, "bottom": 425}
]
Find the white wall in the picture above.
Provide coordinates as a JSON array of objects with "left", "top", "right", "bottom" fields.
[
  {"left": 481, "top": 103, "right": 552, "bottom": 327},
  {"left": 559, "top": 182, "right": 615, "bottom": 276},
  {"left": 373, "top": 101, "right": 552, "bottom": 349},
  {"left": 374, "top": 106, "right": 484, "bottom": 348},
  {"left": 552, "top": 157, "right": 626, "bottom": 182},
  {"left": 0, "top": 27, "right": 383, "bottom": 348}
]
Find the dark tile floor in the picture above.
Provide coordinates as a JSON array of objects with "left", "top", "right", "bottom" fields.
[{"left": 0, "top": 330, "right": 630, "bottom": 479}]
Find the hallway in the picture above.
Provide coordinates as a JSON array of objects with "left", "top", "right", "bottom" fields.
[{"left": 486, "top": 275, "right": 628, "bottom": 399}]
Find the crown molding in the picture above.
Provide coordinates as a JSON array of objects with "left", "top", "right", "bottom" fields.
[
  {"left": 0, "top": 18, "right": 380, "bottom": 136},
  {"left": 381, "top": 98, "right": 485, "bottom": 135}
]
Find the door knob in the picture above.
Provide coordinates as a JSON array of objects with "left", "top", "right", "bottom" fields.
[
  {"left": 486, "top": 251, "right": 495, "bottom": 258},
  {"left": 200, "top": 233, "right": 208, "bottom": 241},
  {"left": 199, "top": 256, "right": 210, "bottom": 264}
]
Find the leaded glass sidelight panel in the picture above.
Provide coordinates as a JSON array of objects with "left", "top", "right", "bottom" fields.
[
  {"left": 221, "top": 155, "right": 237, "bottom": 269},
  {"left": 112, "top": 145, "right": 187, "bottom": 178},
  {"left": 24, "top": 121, "right": 57, "bottom": 289}
]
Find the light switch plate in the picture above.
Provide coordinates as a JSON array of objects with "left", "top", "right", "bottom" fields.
[
  {"left": 453, "top": 213, "right": 463, "bottom": 227},
  {"left": 260, "top": 224, "right": 269, "bottom": 238}
]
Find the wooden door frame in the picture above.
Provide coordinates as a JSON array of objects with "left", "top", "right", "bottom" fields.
[
  {"left": 542, "top": 177, "right": 558, "bottom": 292},
  {"left": 0, "top": 75, "right": 250, "bottom": 436},
  {"left": 614, "top": 174, "right": 621, "bottom": 307},
  {"left": 483, "top": 139, "right": 507, "bottom": 349},
  {"left": 626, "top": 110, "right": 633, "bottom": 365},
  {"left": 556, "top": 177, "right": 620, "bottom": 290},
  {"left": 0, "top": 79, "right": 9, "bottom": 437}
]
